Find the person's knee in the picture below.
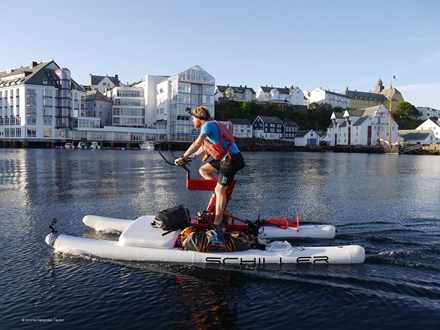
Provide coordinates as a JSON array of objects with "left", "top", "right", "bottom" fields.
[{"left": 215, "top": 184, "right": 227, "bottom": 195}]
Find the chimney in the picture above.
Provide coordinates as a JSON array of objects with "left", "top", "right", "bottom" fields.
[{"left": 29, "top": 61, "right": 38, "bottom": 68}]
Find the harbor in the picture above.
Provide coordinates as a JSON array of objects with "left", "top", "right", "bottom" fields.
[{"left": 1, "top": 149, "right": 439, "bottom": 329}]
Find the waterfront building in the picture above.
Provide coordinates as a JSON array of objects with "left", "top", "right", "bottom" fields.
[
  {"left": 84, "top": 90, "right": 113, "bottom": 125},
  {"left": 0, "top": 60, "right": 87, "bottom": 147},
  {"left": 294, "top": 129, "right": 319, "bottom": 146},
  {"left": 398, "top": 130, "right": 436, "bottom": 145},
  {"left": 415, "top": 118, "right": 440, "bottom": 143},
  {"left": 282, "top": 120, "right": 299, "bottom": 142},
  {"left": 326, "top": 105, "right": 400, "bottom": 147},
  {"left": 228, "top": 119, "right": 252, "bottom": 138},
  {"left": 252, "top": 116, "right": 284, "bottom": 140},
  {"left": 136, "top": 65, "right": 215, "bottom": 142}
]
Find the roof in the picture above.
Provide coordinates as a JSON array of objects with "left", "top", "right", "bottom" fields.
[
  {"left": 398, "top": 130, "right": 432, "bottom": 141},
  {"left": 343, "top": 89, "right": 388, "bottom": 101},
  {"left": 296, "top": 130, "right": 314, "bottom": 137},
  {"left": 229, "top": 118, "right": 252, "bottom": 125},
  {"left": 86, "top": 90, "right": 112, "bottom": 102},
  {"left": 216, "top": 85, "right": 255, "bottom": 93},
  {"left": 90, "top": 74, "right": 119, "bottom": 86},
  {"left": 333, "top": 105, "right": 383, "bottom": 121},
  {"left": 256, "top": 116, "right": 284, "bottom": 124},
  {"left": 282, "top": 120, "right": 299, "bottom": 128},
  {"left": 352, "top": 116, "right": 370, "bottom": 126},
  {"left": 0, "top": 60, "right": 85, "bottom": 92},
  {"left": 259, "top": 85, "right": 296, "bottom": 94}
]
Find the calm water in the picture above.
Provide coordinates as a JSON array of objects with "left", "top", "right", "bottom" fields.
[{"left": 1, "top": 149, "right": 439, "bottom": 330}]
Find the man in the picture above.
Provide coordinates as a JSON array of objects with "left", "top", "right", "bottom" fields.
[{"left": 175, "top": 106, "right": 245, "bottom": 228}]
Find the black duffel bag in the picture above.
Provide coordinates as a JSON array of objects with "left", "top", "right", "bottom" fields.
[{"left": 152, "top": 204, "right": 190, "bottom": 235}]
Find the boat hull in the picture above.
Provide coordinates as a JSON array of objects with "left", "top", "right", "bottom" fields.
[
  {"left": 82, "top": 215, "right": 337, "bottom": 239},
  {"left": 45, "top": 233, "right": 365, "bottom": 264}
]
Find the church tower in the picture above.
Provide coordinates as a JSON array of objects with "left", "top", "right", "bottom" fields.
[{"left": 374, "top": 76, "right": 384, "bottom": 93}]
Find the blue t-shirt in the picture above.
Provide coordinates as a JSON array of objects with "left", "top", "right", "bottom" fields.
[{"left": 201, "top": 121, "right": 240, "bottom": 156}]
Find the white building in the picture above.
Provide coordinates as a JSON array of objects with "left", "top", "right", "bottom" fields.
[
  {"left": 89, "top": 74, "right": 121, "bottom": 94},
  {"left": 84, "top": 90, "right": 113, "bottom": 126},
  {"left": 326, "top": 105, "right": 400, "bottom": 147},
  {"left": 256, "top": 85, "right": 306, "bottom": 106},
  {"left": 415, "top": 118, "right": 440, "bottom": 143},
  {"left": 136, "top": 65, "right": 215, "bottom": 142},
  {"left": 0, "top": 61, "right": 215, "bottom": 147},
  {"left": 294, "top": 129, "right": 319, "bottom": 146},
  {"left": 398, "top": 130, "right": 436, "bottom": 145},
  {"left": 0, "top": 60, "right": 87, "bottom": 145},
  {"left": 229, "top": 119, "right": 252, "bottom": 138},
  {"left": 309, "top": 87, "right": 350, "bottom": 109},
  {"left": 416, "top": 107, "right": 440, "bottom": 121},
  {"left": 214, "top": 85, "right": 256, "bottom": 102}
]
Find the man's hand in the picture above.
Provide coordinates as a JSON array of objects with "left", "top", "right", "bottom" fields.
[{"left": 174, "top": 157, "right": 187, "bottom": 166}]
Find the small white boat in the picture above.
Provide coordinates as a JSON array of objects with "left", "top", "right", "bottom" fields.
[
  {"left": 45, "top": 215, "right": 365, "bottom": 265},
  {"left": 139, "top": 141, "right": 159, "bottom": 150},
  {"left": 90, "top": 141, "right": 100, "bottom": 150},
  {"left": 64, "top": 142, "right": 73, "bottom": 149},
  {"left": 77, "top": 141, "right": 88, "bottom": 149}
]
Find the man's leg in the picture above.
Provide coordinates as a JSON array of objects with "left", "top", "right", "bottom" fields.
[
  {"left": 213, "top": 183, "right": 227, "bottom": 225},
  {"left": 199, "top": 163, "right": 217, "bottom": 180}
]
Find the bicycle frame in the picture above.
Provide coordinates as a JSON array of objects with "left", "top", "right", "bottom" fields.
[
  {"left": 159, "top": 151, "right": 248, "bottom": 231},
  {"left": 159, "top": 151, "right": 299, "bottom": 233}
]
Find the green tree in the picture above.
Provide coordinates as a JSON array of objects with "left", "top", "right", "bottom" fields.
[{"left": 394, "top": 101, "right": 420, "bottom": 119}]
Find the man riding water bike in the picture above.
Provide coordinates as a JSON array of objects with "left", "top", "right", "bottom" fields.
[{"left": 175, "top": 106, "right": 245, "bottom": 229}]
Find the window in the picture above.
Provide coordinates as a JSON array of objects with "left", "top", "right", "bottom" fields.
[
  {"left": 43, "top": 128, "right": 52, "bottom": 137},
  {"left": 27, "top": 116, "right": 37, "bottom": 125},
  {"left": 27, "top": 128, "right": 36, "bottom": 137}
]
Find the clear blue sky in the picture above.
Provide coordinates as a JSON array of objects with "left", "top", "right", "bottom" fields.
[{"left": 3, "top": 0, "right": 440, "bottom": 109}]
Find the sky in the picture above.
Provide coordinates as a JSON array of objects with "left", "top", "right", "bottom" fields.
[{"left": 2, "top": 0, "right": 440, "bottom": 109}]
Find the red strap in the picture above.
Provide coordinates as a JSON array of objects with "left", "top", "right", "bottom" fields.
[
  {"left": 265, "top": 218, "right": 290, "bottom": 229},
  {"left": 264, "top": 217, "right": 300, "bottom": 231}
]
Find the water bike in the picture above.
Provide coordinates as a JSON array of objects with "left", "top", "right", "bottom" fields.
[{"left": 45, "top": 151, "right": 365, "bottom": 264}]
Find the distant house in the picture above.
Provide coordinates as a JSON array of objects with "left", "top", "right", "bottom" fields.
[
  {"left": 214, "top": 85, "right": 256, "bottom": 102},
  {"left": 256, "top": 85, "right": 306, "bottom": 106},
  {"left": 252, "top": 116, "right": 284, "bottom": 140},
  {"left": 282, "top": 120, "right": 299, "bottom": 142},
  {"left": 84, "top": 90, "right": 113, "bottom": 126},
  {"left": 294, "top": 129, "right": 319, "bottom": 146},
  {"left": 416, "top": 118, "right": 440, "bottom": 142},
  {"left": 88, "top": 74, "right": 121, "bottom": 93},
  {"left": 228, "top": 119, "right": 252, "bottom": 138},
  {"left": 309, "top": 87, "right": 350, "bottom": 108},
  {"left": 416, "top": 107, "right": 440, "bottom": 121},
  {"left": 398, "top": 130, "right": 436, "bottom": 145}
]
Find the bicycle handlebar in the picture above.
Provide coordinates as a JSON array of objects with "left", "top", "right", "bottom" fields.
[{"left": 158, "top": 150, "right": 191, "bottom": 178}]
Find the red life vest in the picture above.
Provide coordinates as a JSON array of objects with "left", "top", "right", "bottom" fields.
[{"left": 202, "top": 121, "right": 235, "bottom": 160}]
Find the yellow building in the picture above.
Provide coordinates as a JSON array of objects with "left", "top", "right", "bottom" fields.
[{"left": 342, "top": 77, "right": 405, "bottom": 112}]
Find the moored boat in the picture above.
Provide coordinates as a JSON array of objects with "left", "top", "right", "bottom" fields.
[
  {"left": 139, "top": 141, "right": 155, "bottom": 150},
  {"left": 90, "top": 141, "right": 100, "bottom": 149}
]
